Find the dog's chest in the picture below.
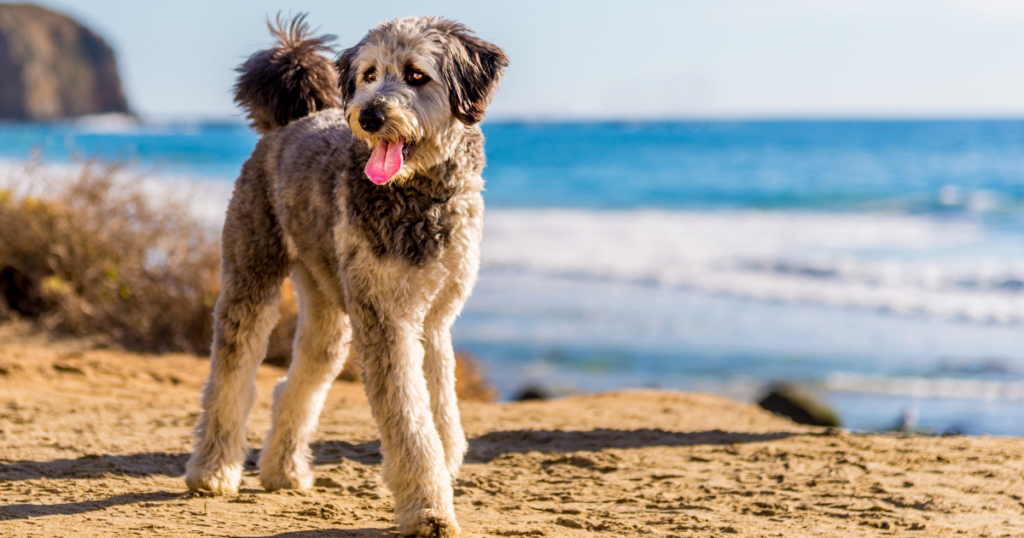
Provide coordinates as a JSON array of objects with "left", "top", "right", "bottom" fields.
[{"left": 344, "top": 177, "right": 456, "bottom": 266}]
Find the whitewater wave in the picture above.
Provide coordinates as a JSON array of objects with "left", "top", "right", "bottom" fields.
[
  {"left": 481, "top": 209, "right": 1024, "bottom": 325},
  {"left": 825, "top": 372, "right": 1024, "bottom": 401}
]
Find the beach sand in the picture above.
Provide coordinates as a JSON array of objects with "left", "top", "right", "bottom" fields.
[{"left": 1, "top": 321, "right": 1023, "bottom": 537}]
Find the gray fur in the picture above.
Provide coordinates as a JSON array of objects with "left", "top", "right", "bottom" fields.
[{"left": 185, "top": 15, "right": 504, "bottom": 538}]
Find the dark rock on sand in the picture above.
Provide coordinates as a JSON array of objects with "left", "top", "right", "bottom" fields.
[
  {"left": 758, "top": 382, "right": 841, "bottom": 427},
  {"left": 515, "top": 386, "right": 551, "bottom": 401},
  {"left": 0, "top": 4, "right": 129, "bottom": 120}
]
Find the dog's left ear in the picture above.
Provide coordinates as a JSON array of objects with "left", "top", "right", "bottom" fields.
[{"left": 442, "top": 26, "right": 508, "bottom": 125}]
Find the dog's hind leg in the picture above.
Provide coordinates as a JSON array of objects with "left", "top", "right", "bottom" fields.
[
  {"left": 351, "top": 297, "right": 458, "bottom": 537},
  {"left": 186, "top": 166, "right": 291, "bottom": 494},
  {"left": 259, "top": 264, "right": 349, "bottom": 491}
]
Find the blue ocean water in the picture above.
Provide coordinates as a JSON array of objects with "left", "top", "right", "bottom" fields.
[
  {"left": 8, "top": 119, "right": 1024, "bottom": 213},
  {"left": 4, "top": 117, "right": 1024, "bottom": 434}
]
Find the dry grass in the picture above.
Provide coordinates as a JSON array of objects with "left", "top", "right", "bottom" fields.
[{"left": 0, "top": 162, "right": 494, "bottom": 401}]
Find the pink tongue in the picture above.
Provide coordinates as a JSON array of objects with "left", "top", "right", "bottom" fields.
[{"left": 365, "top": 139, "right": 404, "bottom": 184}]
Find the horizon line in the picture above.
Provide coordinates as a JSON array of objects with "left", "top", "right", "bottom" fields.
[{"left": 13, "top": 111, "right": 1024, "bottom": 126}]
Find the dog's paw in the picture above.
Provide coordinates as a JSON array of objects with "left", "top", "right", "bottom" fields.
[
  {"left": 397, "top": 508, "right": 460, "bottom": 538},
  {"left": 184, "top": 462, "right": 242, "bottom": 494},
  {"left": 259, "top": 465, "right": 313, "bottom": 491}
]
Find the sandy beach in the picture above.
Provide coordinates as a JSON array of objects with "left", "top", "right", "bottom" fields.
[{"left": 1, "top": 320, "right": 1023, "bottom": 537}]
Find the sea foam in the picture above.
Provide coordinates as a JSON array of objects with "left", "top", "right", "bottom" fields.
[{"left": 481, "top": 209, "right": 1024, "bottom": 325}]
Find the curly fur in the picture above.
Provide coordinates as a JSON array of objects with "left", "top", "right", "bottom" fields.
[
  {"left": 186, "top": 15, "right": 505, "bottom": 538},
  {"left": 234, "top": 14, "right": 341, "bottom": 134}
]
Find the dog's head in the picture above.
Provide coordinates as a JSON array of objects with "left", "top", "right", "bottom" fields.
[{"left": 336, "top": 17, "right": 507, "bottom": 185}]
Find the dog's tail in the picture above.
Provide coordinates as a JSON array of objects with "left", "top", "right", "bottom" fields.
[{"left": 234, "top": 14, "right": 340, "bottom": 134}]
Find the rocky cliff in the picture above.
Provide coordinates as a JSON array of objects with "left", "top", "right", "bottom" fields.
[{"left": 0, "top": 4, "right": 129, "bottom": 120}]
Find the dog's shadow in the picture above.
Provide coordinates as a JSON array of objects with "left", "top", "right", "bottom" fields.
[
  {"left": 234, "top": 531, "right": 398, "bottom": 538},
  {"left": 309, "top": 428, "right": 796, "bottom": 467},
  {"left": 0, "top": 451, "right": 190, "bottom": 481},
  {"left": 0, "top": 428, "right": 798, "bottom": 523},
  {"left": 0, "top": 491, "right": 180, "bottom": 521},
  {"left": 0, "top": 428, "right": 798, "bottom": 482}
]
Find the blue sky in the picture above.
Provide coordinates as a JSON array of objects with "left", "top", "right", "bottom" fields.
[{"left": 31, "top": 0, "right": 1024, "bottom": 120}]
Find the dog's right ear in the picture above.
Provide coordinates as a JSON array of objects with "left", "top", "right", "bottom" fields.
[
  {"left": 336, "top": 38, "right": 366, "bottom": 105},
  {"left": 442, "top": 24, "right": 508, "bottom": 125}
]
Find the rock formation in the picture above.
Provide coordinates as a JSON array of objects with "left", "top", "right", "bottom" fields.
[{"left": 0, "top": 4, "right": 129, "bottom": 120}]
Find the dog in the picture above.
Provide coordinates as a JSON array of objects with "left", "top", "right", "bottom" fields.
[{"left": 184, "top": 15, "right": 506, "bottom": 537}]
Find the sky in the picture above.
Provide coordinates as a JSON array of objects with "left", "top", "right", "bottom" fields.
[{"left": 28, "top": 0, "right": 1024, "bottom": 120}]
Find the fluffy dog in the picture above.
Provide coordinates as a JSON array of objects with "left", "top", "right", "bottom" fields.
[{"left": 184, "top": 15, "right": 506, "bottom": 537}]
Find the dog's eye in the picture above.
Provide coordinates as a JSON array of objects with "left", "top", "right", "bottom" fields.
[
  {"left": 404, "top": 68, "right": 430, "bottom": 87},
  {"left": 363, "top": 68, "right": 377, "bottom": 83}
]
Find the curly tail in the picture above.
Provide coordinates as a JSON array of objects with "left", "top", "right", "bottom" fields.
[{"left": 234, "top": 14, "right": 340, "bottom": 134}]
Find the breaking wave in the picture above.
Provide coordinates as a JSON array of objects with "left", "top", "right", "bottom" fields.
[{"left": 481, "top": 209, "right": 1024, "bottom": 325}]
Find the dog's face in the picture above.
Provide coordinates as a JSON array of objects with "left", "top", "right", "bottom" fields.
[{"left": 336, "top": 17, "right": 507, "bottom": 185}]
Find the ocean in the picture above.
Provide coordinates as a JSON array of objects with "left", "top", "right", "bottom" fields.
[{"left": 4, "top": 117, "right": 1024, "bottom": 435}]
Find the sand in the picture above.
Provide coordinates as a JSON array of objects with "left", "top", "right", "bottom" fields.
[{"left": 1, "top": 321, "right": 1023, "bottom": 537}]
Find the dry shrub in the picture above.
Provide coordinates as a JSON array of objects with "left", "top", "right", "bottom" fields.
[
  {"left": 0, "top": 162, "right": 495, "bottom": 401},
  {"left": 0, "top": 163, "right": 220, "bottom": 353},
  {"left": 265, "top": 277, "right": 298, "bottom": 366},
  {"left": 454, "top": 351, "right": 497, "bottom": 402},
  {"left": 332, "top": 350, "right": 495, "bottom": 402}
]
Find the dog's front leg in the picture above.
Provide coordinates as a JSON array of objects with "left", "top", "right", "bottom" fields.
[
  {"left": 352, "top": 302, "right": 459, "bottom": 538},
  {"left": 422, "top": 322, "right": 467, "bottom": 480},
  {"left": 422, "top": 276, "right": 476, "bottom": 479}
]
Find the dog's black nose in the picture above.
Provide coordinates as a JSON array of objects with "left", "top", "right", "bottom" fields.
[{"left": 358, "top": 108, "right": 386, "bottom": 133}]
